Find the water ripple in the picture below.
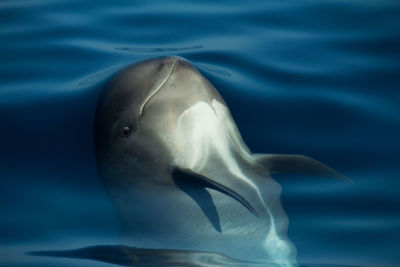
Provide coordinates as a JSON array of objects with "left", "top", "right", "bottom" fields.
[{"left": 1, "top": 0, "right": 400, "bottom": 266}]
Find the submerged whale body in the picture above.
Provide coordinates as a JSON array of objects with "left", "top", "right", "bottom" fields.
[{"left": 94, "top": 56, "right": 346, "bottom": 265}]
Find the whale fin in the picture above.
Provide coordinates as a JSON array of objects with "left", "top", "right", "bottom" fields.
[
  {"left": 173, "top": 168, "right": 260, "bottom": 217},
  {"left": 173, "top": 168, "right": 222, "bottom": 232},
  {"left": 254, "top": 154, "right": 352, "bottom": 182}
]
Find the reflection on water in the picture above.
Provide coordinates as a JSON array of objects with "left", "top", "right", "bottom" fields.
[
  {"left": 28, "top": 245, "right": 269, "bottom": 267},
  {"left": 115, "top": 45, "right": 203, "bottom": 53},
  {"left": 197, "top": 63, "right": 232, "bottom": 77},
  {"left": 28, "top": 245, "right": 356, "bottom": 267},
  {"left": 78, "top": 66, "right": 122, "bottom": 86},
  {"left": 77, "top": 56, "right": 231, "bottom": 88}
]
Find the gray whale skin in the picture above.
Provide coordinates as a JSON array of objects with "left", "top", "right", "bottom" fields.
[{"left": 94, "top": 56, "right": 346, "bottom": 265}]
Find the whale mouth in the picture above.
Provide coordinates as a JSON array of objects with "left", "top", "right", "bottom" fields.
[{"left": 139, "top": 57, "right": 179, "bottom": 117}]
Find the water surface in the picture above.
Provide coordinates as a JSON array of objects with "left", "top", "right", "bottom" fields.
[{"left": 1, "top": 0, "right": 400, "bottom": 266}]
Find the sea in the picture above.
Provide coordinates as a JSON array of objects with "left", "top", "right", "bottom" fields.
[{"left": 1, "top": 0, "right": 399, "bottom": 266}]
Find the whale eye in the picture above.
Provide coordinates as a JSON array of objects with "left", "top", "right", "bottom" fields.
[
  {"left": 117, "top": 123, "right": 133, "bottom": 138},
  {"left": 122, "top": 126, "right": 131, "bottom": 136}
]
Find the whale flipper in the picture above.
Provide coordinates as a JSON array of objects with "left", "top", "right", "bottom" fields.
[
  {"left": 254, "top": 154, "right": 351, "bottom": 182},
  {"left": 173, "top": 168, "right": 260, "bottom": 217}
]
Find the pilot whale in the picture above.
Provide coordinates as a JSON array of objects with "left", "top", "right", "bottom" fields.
[{"left": 94, "top": 56, "right": 346, "bottom": 265}]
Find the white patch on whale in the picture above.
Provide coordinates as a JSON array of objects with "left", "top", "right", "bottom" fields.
[
  {"left": 174, "top": 100, "right": 255, "bottom": 186},
  {"left": 170, "top": 99, "right": 293, "bottom": 264}
]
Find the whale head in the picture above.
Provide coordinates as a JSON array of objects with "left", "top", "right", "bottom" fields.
[{"left": 95, "top": 56, "right": 275, "bottom": 217}]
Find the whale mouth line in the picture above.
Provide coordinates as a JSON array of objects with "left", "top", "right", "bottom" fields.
[{"left": 139, "top": 58, "right": 178, "bottom": 117}]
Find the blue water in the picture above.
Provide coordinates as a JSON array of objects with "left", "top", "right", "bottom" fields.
[{"left": 1, "top": 0, "right": 400, "bottom": 266}]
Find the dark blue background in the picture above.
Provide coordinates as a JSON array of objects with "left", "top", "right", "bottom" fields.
[{"left": 1, "top": 0, "right": 399, "bottom": 266}]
